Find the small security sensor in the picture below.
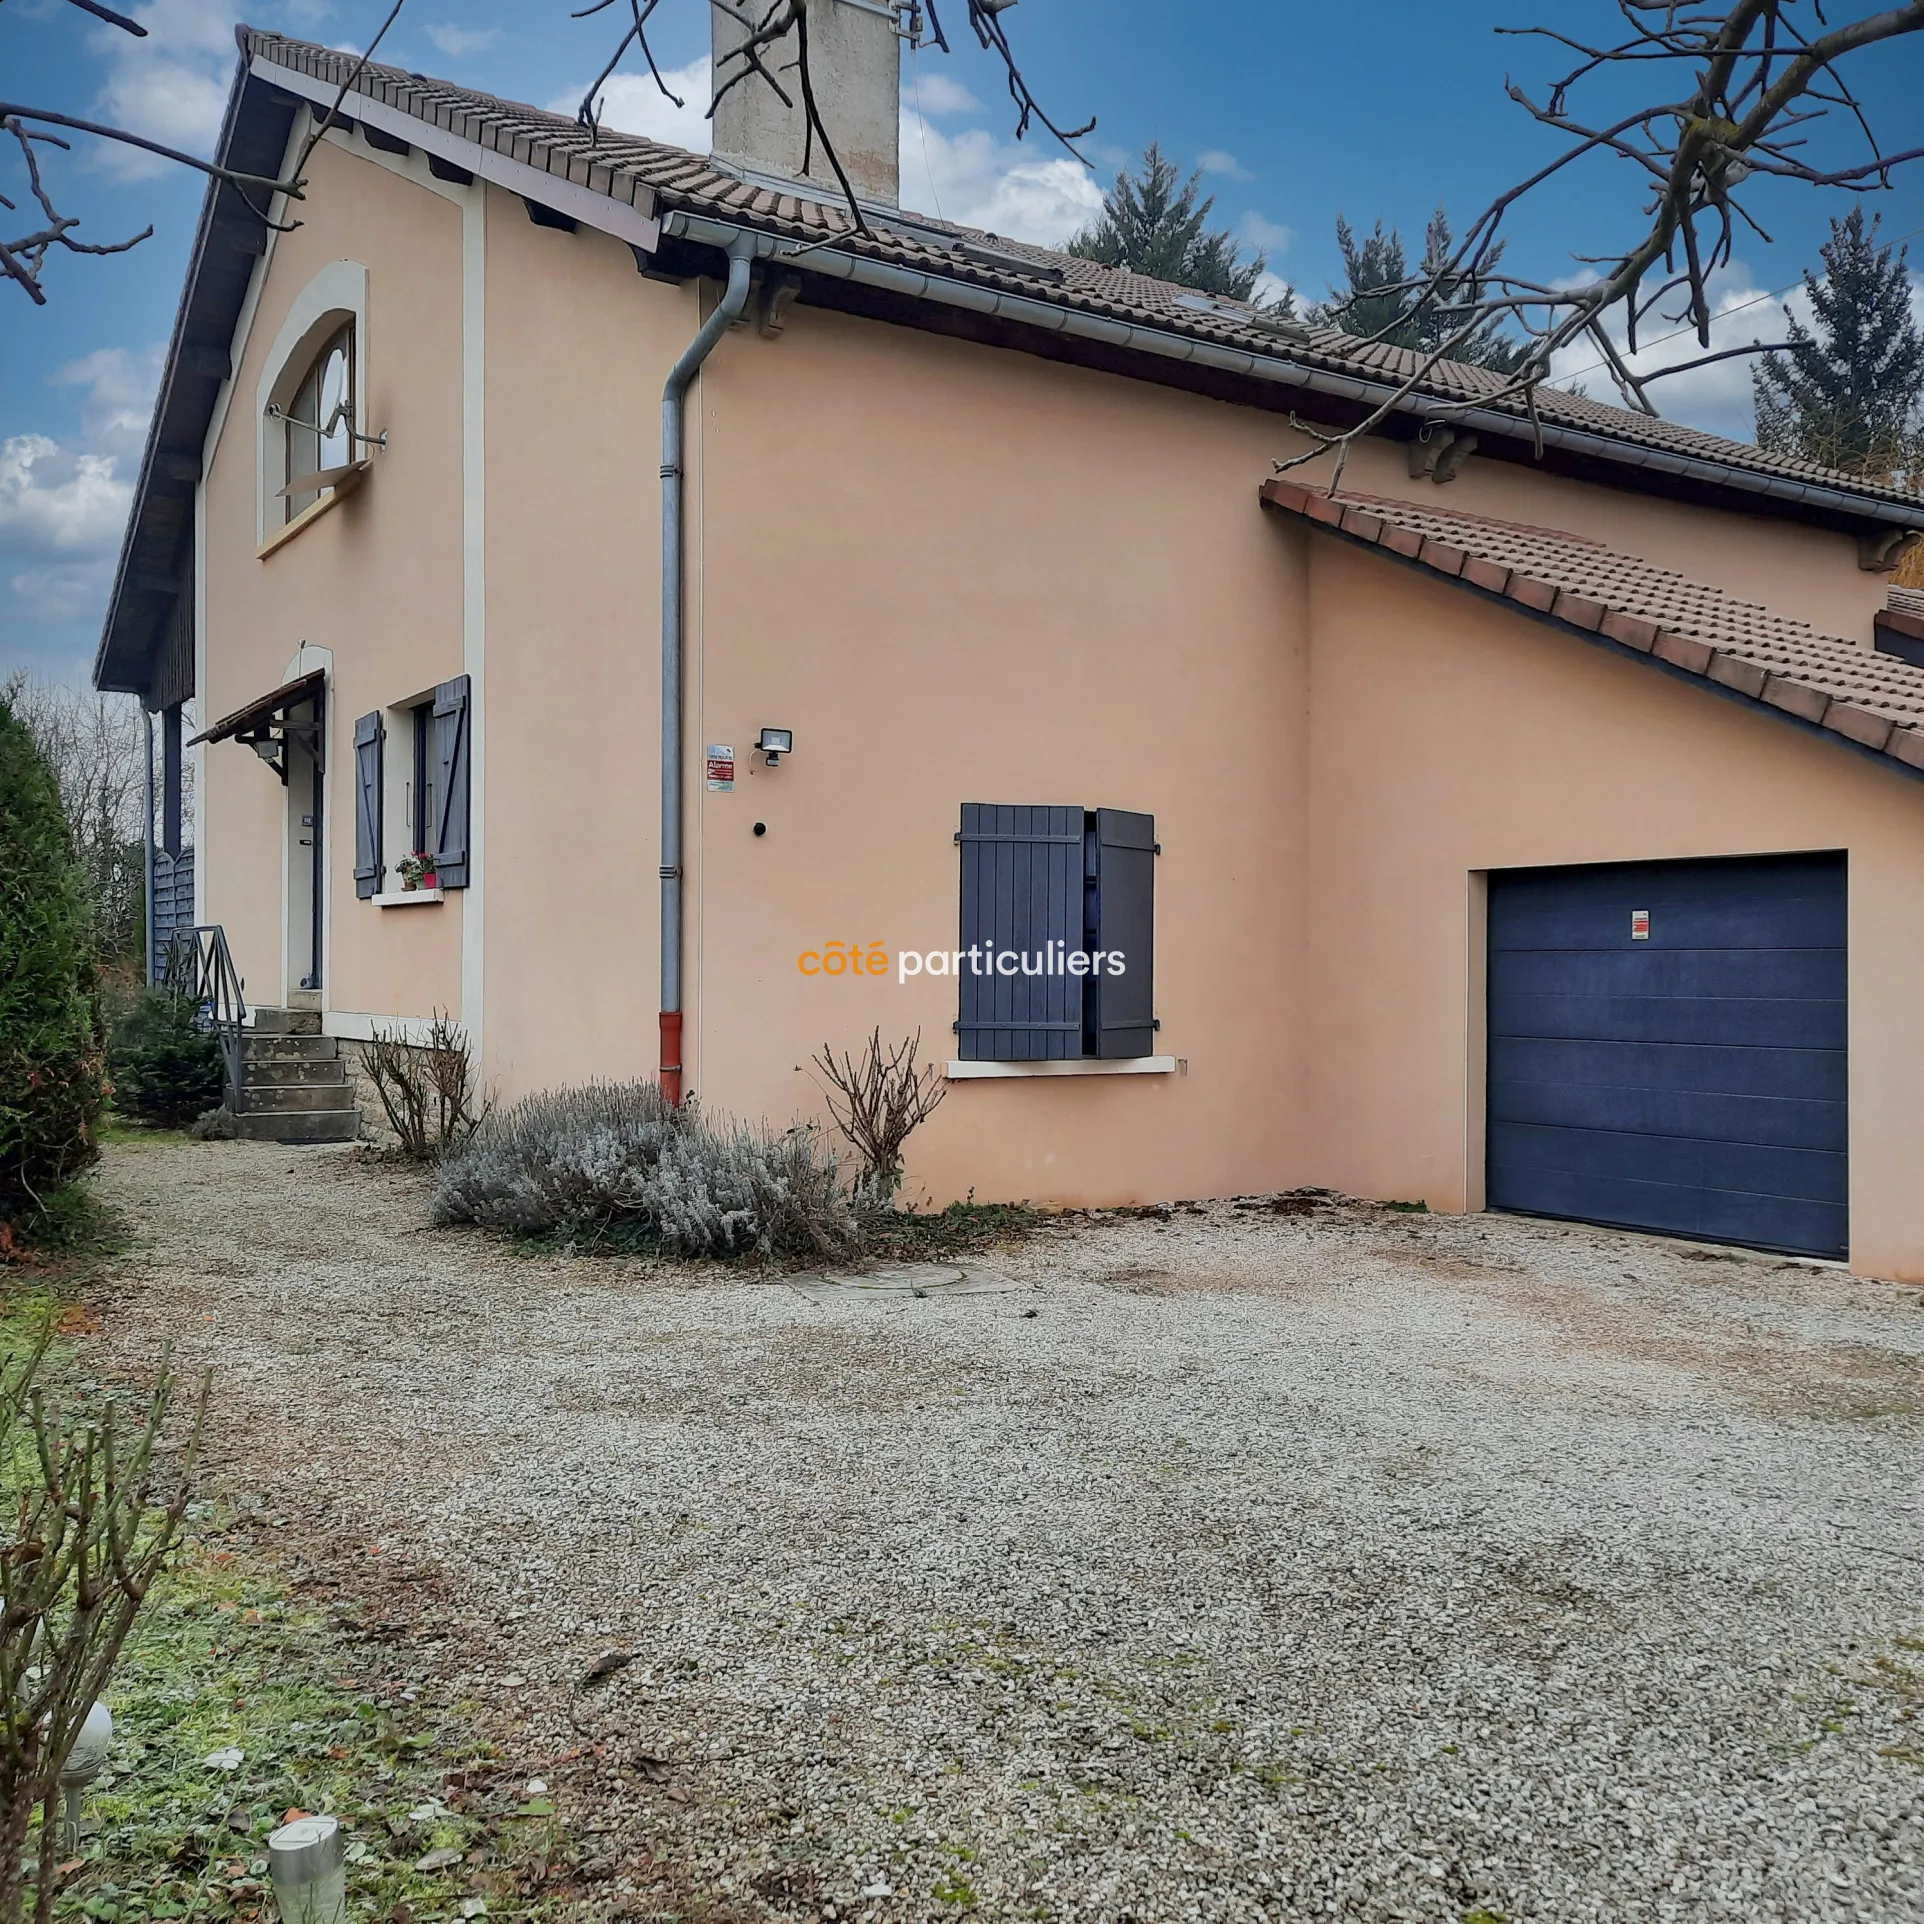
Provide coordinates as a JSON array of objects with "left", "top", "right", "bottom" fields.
[{"left": 757, "top": 728, "right": 793, "bottom": 766}]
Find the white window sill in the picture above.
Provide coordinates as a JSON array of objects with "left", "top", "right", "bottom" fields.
[
  {"left": 257, "top": 462, "right": 368, "bottom": 559},
  {"left": 373, "top": 887, "right": 444, "bottom": 908},
  {"left": 946, "top": 1055, "right": 1177, "bottom": 1080}
]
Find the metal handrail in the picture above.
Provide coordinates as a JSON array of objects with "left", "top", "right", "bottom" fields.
[{"left": 163, "top": 924, "right": 248, "bottom": 1105}]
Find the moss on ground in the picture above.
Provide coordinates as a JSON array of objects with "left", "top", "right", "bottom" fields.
[
  {"left": 0, "top": 1244, "right": 568, "bottom": 1922},
  {"left": 56, "top": 1522, "right": 569, "bottom": 1923}
]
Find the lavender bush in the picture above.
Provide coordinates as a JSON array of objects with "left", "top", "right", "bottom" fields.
[{"left": 432, "top": 1080, "right": 858, "bottom": 1261}]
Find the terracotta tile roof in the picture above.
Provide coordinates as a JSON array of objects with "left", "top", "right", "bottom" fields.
[
  {"left": 240, "top": 28, "right": 1924, "bottom": 521},
  {"left": 1261, "top": 479, "right": 1924, "bottom": 781}
]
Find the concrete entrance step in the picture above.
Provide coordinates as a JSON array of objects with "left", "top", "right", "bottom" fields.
[
  {"left": 234, "top": 1009, "right": 359, "bottom": 1142},
  {"left": 235, "top": 1108, "right": 361, "bottom": 1144},
  {"left": 243, "top": 1056, "right": 348, "bottom": 1088},
  {"left": 251, "top": 1006, "right": 322, "bottom": 1037}
]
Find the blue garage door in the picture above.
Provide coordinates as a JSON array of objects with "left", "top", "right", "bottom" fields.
[{"left": 1487, "top": 853, "right": 1847, "bottom": 1258}]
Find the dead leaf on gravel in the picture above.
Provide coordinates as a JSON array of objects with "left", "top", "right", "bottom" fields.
[{"left": 578, "top": 1650, "right": 636, "bottom": 1687}]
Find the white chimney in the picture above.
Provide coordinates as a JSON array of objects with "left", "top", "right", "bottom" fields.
[{"left": 711, "top": 0, "right": 901, "bottom": 207}]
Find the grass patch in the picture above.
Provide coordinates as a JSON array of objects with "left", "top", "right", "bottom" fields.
[
  {"left": 98, "top": 1118, "right": 191, "bottom": 1147},
  {"left": 863, "top": 1200, "right": 1045, "bottom": 1263},
  {"left": 58, "top": 1520, "right": 568, "bottom": 1922}
]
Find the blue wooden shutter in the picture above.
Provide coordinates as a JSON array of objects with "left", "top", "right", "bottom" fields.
[
  {"left": 957, "top": 804, "right": 1085, "bottom": 1061},
  {"left": 353, "top": 711, "right": 384, "bottom": 899},
  {"left": 1091, "top": 808, "right": 1156, "bottom": 1058},
  {"left": 431, "top": 675, "right": 471, "bottom": 889}
]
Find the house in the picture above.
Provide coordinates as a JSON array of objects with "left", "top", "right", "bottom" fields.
[{"left": 96, "top": 14, "right": 1924, "bottom": 1276}]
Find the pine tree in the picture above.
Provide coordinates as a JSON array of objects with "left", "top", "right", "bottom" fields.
[
  {"left": 1753, "top": 206, "right": 1924, "bottom": 482},
  {"left": 1068, "top": 142, "right": 1274, "bottom": 305},
  {"left": 1312, "top": 207, "right": 1528, "bottom": 373},
  {"left": 0, "top": 693, "right": 103, "bottom": 1232}
]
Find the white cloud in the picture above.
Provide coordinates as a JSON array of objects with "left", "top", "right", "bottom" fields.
[
  {"left": 899, "top": 111, "right": 1102, "bottom": 246},
  {"left": 49, "top": 345, "right": 164, "bottom": 467},
  {"left": 424, "top": 22, "right": 499, "bottom": 58},
  {"left": 567, "top": 56, "right": 1101, "bottom": 247},
  {"left": 1198, "top": 149, "right": 1250, "bottom": 180},
  {"left": 1253, "top": 270, "right": 1296, "bottom": 311},
  {"left": 1240, "top": 212, "right": 1292, "bottom": 258},
  {"left": 0, "top": 438, "right": 128, "bottom": 647},
  {"left": 1548, "top": 262, "right": 1812, "bottom": 442},
  {"left": 0, "top": 345, "right": 161, "bottom": 676},
  {"left": 905, "top": 70, "right": 981, "bottom": 118},
  {"left": 88, "top": 0, "right": 239, "bottom": 180},
  {"left": 0, "top": 437, "right": 130, "bottom": 560},
  {"left": 555, "top": 58, "right": 714, "bottom": 152}
]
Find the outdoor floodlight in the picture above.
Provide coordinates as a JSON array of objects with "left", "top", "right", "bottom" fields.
[
  {"left": 757, "top": 727, "right": 793, "bottom": 766},
  {"left": 268, "top": 1812, "right": 347, "bottom": 1924}
]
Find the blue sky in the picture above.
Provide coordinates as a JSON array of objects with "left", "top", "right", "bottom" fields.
[{"left": 4, "top": 0, "right": 1921, "bottom": 685}]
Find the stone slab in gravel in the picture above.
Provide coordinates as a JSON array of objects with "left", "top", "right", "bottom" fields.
[{"left": 93, "top": 1140, "right": 1924, "bottom": 1923}]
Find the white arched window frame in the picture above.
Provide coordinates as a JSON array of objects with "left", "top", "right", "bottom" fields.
[{"left": 255, "top": 260, "right": 369, "bottom": 546}]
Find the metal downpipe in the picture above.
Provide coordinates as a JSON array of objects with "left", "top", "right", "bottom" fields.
[
  {"left": 142, "top": 707, "right": 157, "bottom": 985},
  {"left": 660, "top": 237, "right": 755, "bottom": 1105}
]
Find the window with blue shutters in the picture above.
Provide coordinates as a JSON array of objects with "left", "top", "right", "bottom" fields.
[
  {"left": 353, "top": 711, "right": 384, "bottom": 899},
  {"left": 957, "top": 804, "right": 1158, "bottom": 1062},
  {"left": 430, "top": 675, "right": 471, "bottom": 889}
]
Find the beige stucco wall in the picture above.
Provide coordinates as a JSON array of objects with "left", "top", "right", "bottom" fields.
[
  {"left": 683, "top": 308, "right": 1314, "bottom": 1206},
  {"left": 200, "top": 132, "right": 464, "bottom": 1024},
  {"left": 479, "top": 205, "right": 689, "bottom": 1097},
  {"left": 1302, "top": 538, "right": 1924, "bottom": 1279},
  {"left": 193, "top": 134, "right": 1924, "bottom": 1272}
]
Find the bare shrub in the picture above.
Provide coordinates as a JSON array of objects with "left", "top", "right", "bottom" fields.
[
  {"left": 432, "top": 1082, "right": 858, "bottom": 1262},
  {"left": 0, "top": 1328, "right": 207, "bottom": 1923},
  {"left": 811, "top": 1028, "right": 946, "bottom": 1209},
  {"left": 358, "top": 1011, "right": 484, "bottom": 1161}
]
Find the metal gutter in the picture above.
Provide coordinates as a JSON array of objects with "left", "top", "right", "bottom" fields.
[
  {"left": 659, "top": 236, "right": 756, "bottom": 1106},
  {"left": 662, "top": 210, "right": 1924, "bottom": 534}
]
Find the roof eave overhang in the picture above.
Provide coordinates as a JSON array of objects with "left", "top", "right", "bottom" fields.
[
  {"left": 97, "top": 43, "right": 1922, "bottom": 706},
  {"left": 1262, "top": 479, "right": 1924, "bottom": 791},
  {"left": 661, "top": 209, "right": 1924, "bottom": 540},
  {"left": 93, "top": 49, "right": 298, "bottom": 700}
]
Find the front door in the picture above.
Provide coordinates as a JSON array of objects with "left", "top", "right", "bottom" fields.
[{"left": 285, "top": 695, "right": 325, "bottom": 995}]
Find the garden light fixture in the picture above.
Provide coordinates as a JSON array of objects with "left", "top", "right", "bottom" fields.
[
  {"left": 59, "top": 1700, "right": 112, "bottom": 1851},
  {"left": 268, "top": 1812, "right": 347, "bottom": 1924}
]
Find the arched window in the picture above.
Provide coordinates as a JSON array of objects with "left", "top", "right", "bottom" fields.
[{"left": 279, "top": 324, "right": 355, "bottom": 523}]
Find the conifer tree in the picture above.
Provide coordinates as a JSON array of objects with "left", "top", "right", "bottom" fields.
[
  {"left": 1312, "top": 208, "right": 1528, "bottom": 372},
  {"left": 1069, "top": 143, "right": 1274, "bottom": 305},
  {"left": 1754, "top": 206, "right": 1924, "bottom": 482}
]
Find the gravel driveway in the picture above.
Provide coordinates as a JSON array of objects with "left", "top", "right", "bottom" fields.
[{"left": 94, "top": 1139, "right": 1924, "bottom": 1923}]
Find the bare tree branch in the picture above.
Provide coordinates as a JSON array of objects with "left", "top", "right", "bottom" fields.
[
  {"left": 0, "top": 118, "right": 150, "bottom": 306},
  {"left": 1279, "top": 0, "right": 1924, "bottom": 485},
  {"left": 59, "top": 0, "right": 147, "bottom": 35}
]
